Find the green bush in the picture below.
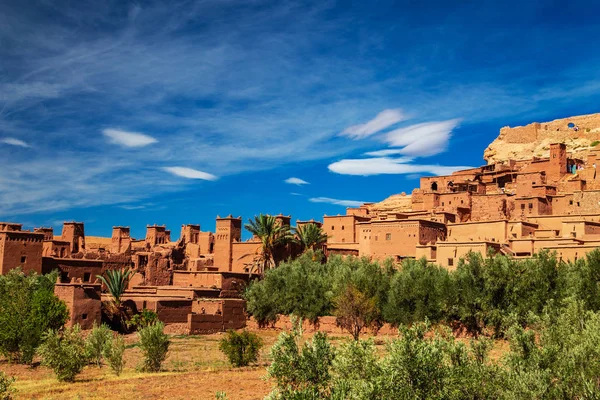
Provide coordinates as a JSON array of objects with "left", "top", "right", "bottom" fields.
[
  {"left": 267, "top": 331, "right": 334, "bottom": 399},
  {"left": 38, "top": 325, "right": 88, "bottom": 382},
  {"left": 103, "top": 334, "right": 126, "bottom": 376},
  {"left": 219, "top": 330, "right": 263, "bottom": 367},
  {"left": 0, "top": 269, "right": 68, "bottom": 363},
  {"left": 0, "top": 371, "right": 16, "bottom": 400},
  {"left": 137, "top": 322, "right": 170, "bottom": 372},
  {"left": 126, "top": 309, "right": 158, "bottom": 331},
  {"left": 85, "top": 323, "right": 112, "bottom": 367},
  {"left": 591, "top": 140, "right": 600, "bottom": 146}
]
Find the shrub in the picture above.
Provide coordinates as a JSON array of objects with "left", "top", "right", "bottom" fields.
[
  {"left": 219, "top": 330, "right": 263, "bottom": 367},
  {"left": 0, "top": 269, "right": 68, "bottom": 363},
  {"left": 126, "top": 309, "right": 158, "bottom": 331},
  {"left": 38, "top": 325, "right": 88, "bottom": 382},
  {"left": 0, "top": 371, "right": 16, "bottom": 400},
  {"left": 333, "top": 284, "right": 379, "bottom": 340},
  {"left": 267, "top": 331, "right": 334, "bottom": 399},
  {"left": 85, "top": 323, "right": 112, "bottom": 367},
  {"left": 103, "top": 334, "right": 126, "bottom": 376},
  {"left": 591, "top": 140, "right": 599, "bottom": 146},
  {"left": 137, "top": 322, "right": 170, "bottom": 372}
]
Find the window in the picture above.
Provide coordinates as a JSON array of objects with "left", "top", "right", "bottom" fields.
[
  {"left": 442, "top": 202, "right": 445, "bottom": 206},
  {"left": 448, "top": 258, "right": 454, "bottom": 267},
  {"left": 81, "top": 314, "right": 87, "bottom": 320},
  {"left": 521, "top": 204, "right": 525, "bottom": 210},
  {"left": 569, "top": 200, "right": 573, "bottom": 205},
  {"left": 84, "top": 272, "right": 91, "bottom": 282},
  {"left": 341, "top": 226, "right": 345, "bottom": 230},
  {"left": 331, "top": 226, "right": 335, "bottom": 230},
  {"left": 20, "top": 255, "right": 26, "bottom": 264},
  {"left": 386, "top": 233, "right": 391, "bottom": 240},
  {"left": 577, "top": 202, "right": 581, "bottom": 206},
  {"left": 528, "top": 203, "right": 533, "bottom": 209}
]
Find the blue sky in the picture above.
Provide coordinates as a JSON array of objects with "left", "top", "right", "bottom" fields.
[{"left": 2, "top": 0, "right": 600, "bottom": 239}]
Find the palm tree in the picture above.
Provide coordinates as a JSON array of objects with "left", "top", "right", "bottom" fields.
[
  {"left": 97, "top": 268, "right": 133, "bottom": 307},
  {"left": 243, "top": 214, "right": 293, "bottom": 275},
  {"left": 294, "top": 223, "right": 328, "bottom": 252}
]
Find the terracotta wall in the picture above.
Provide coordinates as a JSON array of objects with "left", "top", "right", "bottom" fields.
[
  {"left": 0, "top": 232, "right": 44, "bottom": 275},
  {"left": 447, "top": 221, "right": 507, "bottom": 243},
  {"left": 323, "top": 216, "right": 358, "bottom": 244},
  {"left": 55, "top": 283, "right": 102, "bottom": 330}
]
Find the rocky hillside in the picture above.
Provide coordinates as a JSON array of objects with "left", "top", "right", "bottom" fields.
[
  {"left": 366, "top": 192, "right": 412, "bottom": 214},
  {"left": 484, "top": 113, "right": 600, "bottom": 164}
]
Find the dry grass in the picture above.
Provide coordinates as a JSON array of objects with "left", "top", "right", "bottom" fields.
[{"left": 0, "top": 328, "right": 508, "bottom": 400}]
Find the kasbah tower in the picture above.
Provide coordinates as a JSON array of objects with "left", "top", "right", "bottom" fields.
[{"left": 2, "top": 112, "right": 600, "bottom": 332}]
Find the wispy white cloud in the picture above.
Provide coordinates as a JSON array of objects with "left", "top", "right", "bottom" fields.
[
  {"left": 1, "top": 137, "right": 30, "bottom": 147},
  {"left": 290, "top": 192, "right": 304, "bottom": 196},
  {"left": 163, "top": 167, "right": 218, "bottom": 181},
  {"left": 103, "top": 129, "right": 158, "bottom": 147},
  {"left": 384, "top": 119, "right": 461, "bottom": 157},
  {"left": 341, "top": 109, "right": 406, "bottom": 139},
  {"left": 309, "top": 197, "right": 368, "bottom": 207},
  {"left": 328, "top": 157, "right": 472, "bottom": 176},
  {"left": 364, "top": 149, "right": 412, "bottom": 158},
  {"left": 284, "top": 177, "right": 310, "bottom": 185}
]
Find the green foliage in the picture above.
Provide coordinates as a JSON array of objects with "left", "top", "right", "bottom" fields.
[
  {"left": 126, "top": 309, "right": 158, "bottom": 330},
  {"left": 0, "top": 371, "right": 16, "bottom": 400},
  {"left": 243, "top": 214, "right": 293, "bottom": 274},
  {"left": 384, "top": 257, "right": 451, "bottom": 326},
  {"left": 103, "top": 334, "right": 126, "bottom": 376},
  {"left": 218, "top": 330, "right": 263, "bottom": 367},
  {"left": 267, "top": 331, "right": 334, "bottom": 399},
  {"left": 591, "top": 140, "right": 600, "bottom": 146},
  {"left": 38, "top": 325, "right": 88, "bottom": 382},
  {"left": 137, "top": 322, "right": 170, "bottom": 372},
  {"left": 85, "top": 323, "right": 112, "bottom": 367},
  {"left": 294, "top": 223, "right": 328, "bottom": 252},
  {"left": 97, "top": 268, "right": 133, "bottom": 306},
  {"left": 215, "top": 392, "right": 229, "bottom": 400},
  {"left": 0, "top": 269, "right": 68, "bottom": 363}
]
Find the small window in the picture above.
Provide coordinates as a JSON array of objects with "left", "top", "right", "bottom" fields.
[
  {"left": 448, "top": 258, "right": 454, "bottom": 267},
  {"left": 577, "top": 202, "right": 581, "bottom": 207},
  {"left": 20, "top": 255, "right": 27, "bottom": 264},
  {"left": 84, "top": 272, "right": 91, "bottom": 282},
  {"left": 521, "top": 204, "right": 525, "bottom": 210},
  {"left": 331, "top": 226, "right": 335, "bottom": 230},
  {"left": 386, "top": 233, "right": 391, "bottom": 240},
  {"left": 81, "top": 314, "right": 87, "bottom": 320},
  {"left": 449, "top": 201, "right": 452, "bottom": 205},
  {"left": 569, "top": 200, "right": 573, "bottom": 205},
  {"left": 529, "top": 203, "right": 533, "bottom": 209},
  {"left": 341, "top": 226, "right": 345, "bottom": 230},
  {"left": 442, "top": 202, "right": 445, "bottom": 206}
]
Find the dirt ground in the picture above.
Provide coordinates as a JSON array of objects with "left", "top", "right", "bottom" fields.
[{"left": 0, "top": 327, "right": 509, "bottom": 400}]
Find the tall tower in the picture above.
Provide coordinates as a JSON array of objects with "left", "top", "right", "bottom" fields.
[
  {"left": 214, "top": 215, "right": 242, "bottom": 272},
  {"left": 548, "top": 143, "right": 567, "bottom": 183},
  {"left": 61, "top": 222, "right": 85, "bottom": 254},
  {"left": 111, "top": 226, "right": 131, "bottom": 254}
]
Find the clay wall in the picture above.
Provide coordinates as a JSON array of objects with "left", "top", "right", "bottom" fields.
[
  {"left": 498, "top": 123, "right": 540, "bottom": 144},
  {"left": 446, "top": 220, "right": 507, "bottom": 243},
  {"left": 42, "top": 240, "right": 71, "bottom": 258},
  {"left": 415, "top": 245, "right": 436, "bottom": 261},
  {"left": 323, "top": 215, "right": 360, "bottom": 244},
  {"left": 230, "top": 241, "right": 261, "bottom": 273},
  {"left": 0, "top": 223, "right": 22, "bottom": 231},
  {"left": 369, "top": 220, "right": 445, "bottom": 259},
  {"left": 471, "top": 194, "right": 513, "bottom": 221},
  {"left": 111, "top": 227, "right": 131, "bottom": 254},
  {"left": 34, "top": 227, "right": 54, "bottom": 241},
  {"left": 436, "top": 242, "right": 501, "bottom": 270},
  {"left": 357, "top": 224, "right": 372, "bottom": 256},
  {"left": 514, "top": 197, "right": 552, "bottom": 219},
  {"left": 214, "top": 216, "right": 242, "bottom": 272},
  {"left": 146, "top": 225, "right": 169, "bottom": 246},
  {"left": 188, "top": 299, "right": 246, "bottom": 334},
  {"left": 437, "top": 192, "right": 471, "bottom": 214},
  {"left": 0, "top": 231, "right": 44, "bottom": 275},
  {"left": 43, "top": 257, "right": 104, "bottom": 283},
  {"left": 54, "top": 283, "right": 101, "bottom": 329},
  {"left": 61, "top": 222, "right": 85, "bottom": 254},
  {"left": 155, "top": 299, "right": 193, "bottom": 324},
  {"left": 515, "top": 172, "right": 545, "bottom": 196},
  {"left": 246, "top": 314, "right": 397, "bottom": 335}
]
